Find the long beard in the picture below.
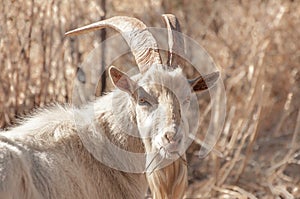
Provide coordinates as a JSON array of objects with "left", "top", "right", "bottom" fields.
[{"left": 146, "top": 155, "right": 188, "bottom": 199}]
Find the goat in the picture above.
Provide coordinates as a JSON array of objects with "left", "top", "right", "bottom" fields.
[{"left": 0, "top": 14, "right": 219, "bottom": 199}]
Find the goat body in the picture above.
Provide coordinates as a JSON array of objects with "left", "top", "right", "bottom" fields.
[{"left": 0, "top": 91, "right": 147, "bottom": 199}]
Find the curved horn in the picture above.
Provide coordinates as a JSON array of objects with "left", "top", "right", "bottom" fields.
[
  {"left": 65, "top": 16, "right": 162, "bottom": 73},
  {"left": 161, "top": 14, "right": 185, "bottom": 68}
]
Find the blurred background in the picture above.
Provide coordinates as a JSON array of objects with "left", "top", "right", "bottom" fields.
[{"left": 0, "top": 0, "right": 299, "bottom": 198}]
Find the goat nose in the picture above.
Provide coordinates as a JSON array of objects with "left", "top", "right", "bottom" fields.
[{"left": 164, "top": 131, "right": 177, "bottom": 143}]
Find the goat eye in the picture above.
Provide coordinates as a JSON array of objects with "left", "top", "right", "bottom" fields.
[
  {"left": 138, "top": 98, "right": 151, "bottom": 106},
  {"left": 183, "top": 97, "right": 190, "bottom": 104}
]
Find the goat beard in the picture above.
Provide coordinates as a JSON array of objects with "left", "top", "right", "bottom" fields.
[{"left": 146, "top": 154, "right": 188, "bottom": 199}]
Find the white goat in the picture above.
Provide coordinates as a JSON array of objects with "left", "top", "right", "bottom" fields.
[{"left": 0, "top": 14, "right": 219, "bottom": 199}]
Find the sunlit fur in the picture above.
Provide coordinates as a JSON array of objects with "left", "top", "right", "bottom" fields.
[{"left": 0, "top": 96, "right": 147, "bottom": 199}]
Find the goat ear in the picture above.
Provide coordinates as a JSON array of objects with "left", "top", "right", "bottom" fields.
[
  {"left": 189, "top": 71, "right": 220, "bottom": 92},
  {"left": 109, "top": 66, "right": 137, "bottom": 94}
]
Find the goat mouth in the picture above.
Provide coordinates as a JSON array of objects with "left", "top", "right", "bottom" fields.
[
  {"left": 145, "top": 144, "right": 185, "bottom": 173},
  {"left": 165, "top": 143, "right": 180, "bottom": 152},
  {"left": 159, "top": 144, "right": 182, "bottom": 159}
]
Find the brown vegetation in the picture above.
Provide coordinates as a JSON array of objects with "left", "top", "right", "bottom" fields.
[{"left": 1, "top": 0, "right": 299, "bottom": 198}]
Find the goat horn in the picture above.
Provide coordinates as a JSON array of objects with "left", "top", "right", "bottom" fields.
[
  {"left": 161, "top": 14, "right": 185, "bottom": 68},
  {"left": 65, "top": 16, "right": 162, "bottom": 73}
]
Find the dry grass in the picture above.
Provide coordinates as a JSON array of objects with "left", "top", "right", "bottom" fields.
[{"left": 1, "top": 0, "right": 299, "bottom": 198}]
